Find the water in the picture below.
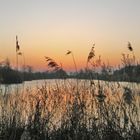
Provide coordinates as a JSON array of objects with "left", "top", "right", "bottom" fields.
[
  {"left": 0, "top": 79, "right": 63, "bottom": 95},
  {"left": 0, "top": 79, "right": 140, "bottom": 95}
]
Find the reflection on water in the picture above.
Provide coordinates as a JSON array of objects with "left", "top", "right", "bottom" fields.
[{"left": 0, "top": 79, "right": 140, "bottom": 95}]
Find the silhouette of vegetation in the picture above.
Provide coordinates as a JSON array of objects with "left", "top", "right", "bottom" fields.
[
  {"left": 0, "top": 57, "right": 68, "bottom": 84},
  {"left": 0, "top": 59, "right": 22, "bottom": 84},
  {"left": 0, "top": 41, "right": 139, "bottom": 139},
  {"left": 0, "top": 59, "right": 139, "bottom": 84}
]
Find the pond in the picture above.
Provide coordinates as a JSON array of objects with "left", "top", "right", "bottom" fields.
[{"left": 0, "top": 79, "right": 139, "bottom": 95}]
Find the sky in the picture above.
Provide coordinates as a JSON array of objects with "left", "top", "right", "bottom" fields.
[{"left": 0, "top": 0, "right": 140, "bottom": 71}]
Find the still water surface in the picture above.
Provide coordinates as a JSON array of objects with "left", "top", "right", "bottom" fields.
[{"left": 0, "top": 79, "right": 139, "bottom": 95}]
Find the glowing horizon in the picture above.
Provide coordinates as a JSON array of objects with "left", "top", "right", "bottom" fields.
[{"left": 0, "top": 0, "right": 140, "bottom": 71}]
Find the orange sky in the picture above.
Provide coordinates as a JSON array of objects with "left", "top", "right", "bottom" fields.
[{"left": 0, "top": 0, "right": 140, "bottom": 71}]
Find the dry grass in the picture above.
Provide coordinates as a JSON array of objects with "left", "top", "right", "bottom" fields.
[
  {"left": 0, "top": 80, "right": 139, "bottom": 140},
  {"left": 0, "top": 42, "right": 139, "bottom": 140}
]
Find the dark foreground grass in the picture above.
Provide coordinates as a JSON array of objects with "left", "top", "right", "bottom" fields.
[{"left": 0, "top": 80, "right": 140, "bottom": 140}]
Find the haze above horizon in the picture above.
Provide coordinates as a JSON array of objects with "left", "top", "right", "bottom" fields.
[{"left": 0, "top": 0, "right": 140, "bottom": 71}]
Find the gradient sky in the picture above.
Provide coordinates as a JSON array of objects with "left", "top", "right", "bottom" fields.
[{"left": 0, "top": 0, "right": 140, "bottom": 71}]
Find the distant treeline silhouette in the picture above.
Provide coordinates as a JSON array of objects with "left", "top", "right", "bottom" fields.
[
  {"left": 69, "top": 64, "right": 140, "bottom": 83},
  {"left": 0, "top": 61, "right": 139, "bottom": 84},
  {"left": 0, "top": 65, "right": 67, "bottom": 84}
]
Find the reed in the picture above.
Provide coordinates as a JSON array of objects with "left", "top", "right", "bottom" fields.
[{"left": 0, "top": 43, "right": 139, "bottom": 140}]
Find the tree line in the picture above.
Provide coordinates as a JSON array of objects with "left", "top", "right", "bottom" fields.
[{"left": 0, "top": 58, "right": 139, "bottom": 84}]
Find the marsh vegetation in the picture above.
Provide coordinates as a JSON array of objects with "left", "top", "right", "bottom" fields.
[
  {"left": 0, "top": 79, "right": 140, "bottom": 140},
  {"left": 0, "top": 42, "right": 139, "bottom": 140}
]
